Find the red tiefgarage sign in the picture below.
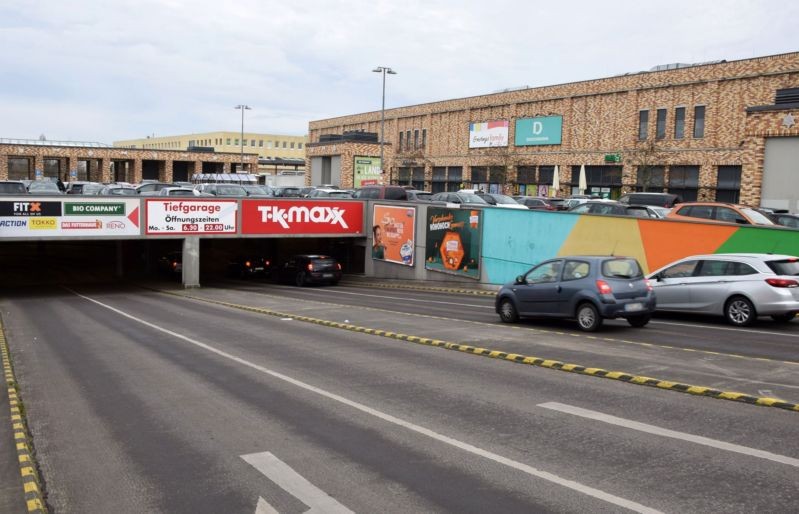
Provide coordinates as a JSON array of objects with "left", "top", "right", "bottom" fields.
[{"left": 242, "top": 200, "right": 364, "bottom": 235}]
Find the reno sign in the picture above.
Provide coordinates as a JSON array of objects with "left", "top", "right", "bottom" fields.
[{"left": 242, "top": 200, "right": 364, "bottom": 235}]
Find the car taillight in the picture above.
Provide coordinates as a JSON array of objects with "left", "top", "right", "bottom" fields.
[
  {"left": 307, "top": 263, "right": 314, "bottom": 271},
  {"left": 264, "top": 260, "right": 270, "bottom": 267},
  {"left": 645, "top": 279, "right": 653, "bottom": 292},
  {"left": 596, "top": 280, "right": 612, "bottom": 295},
  {"left": 766, "top": 278, "right": 799, "bottom": 288},
  {"left": 545, "top": 204, "right": 554, "bottom": 211},
  {"left": 171, "top": 261, "right": 178, "bottom": 269},
  {"left": 336, "top": 263, "right": 342, "bottom": 270},
  {"left": 245, "top": 260, "right": 252, "bottom": 268}
]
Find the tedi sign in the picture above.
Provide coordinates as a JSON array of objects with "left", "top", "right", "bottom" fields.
[{"left": 242, "top": 200, "right": 364, "bottom": 235}]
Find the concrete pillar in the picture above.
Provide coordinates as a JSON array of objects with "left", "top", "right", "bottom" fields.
[
  {"left": 132, "top": 159, "right": 143, "bottom": 183},
  {"left": 67, "top": 155, "right": 80, "bottom": 181},
  {"left": 194, "top": 160, "right": 203, "bottom": 179},
  {"left": 223, "top": 161, "right": 231, "bottom": 173},
  {"left": 182, "top": 237, "right": 201, "bottom": 288}
]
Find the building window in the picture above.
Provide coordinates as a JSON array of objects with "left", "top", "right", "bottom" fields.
[
  {"left": 638, "top": 110, "right": 649, "bottom": 140},
  {"left": 398, "top": 131, "right": 403, "bottom": 150},
  {"left": 226, "top": 138, "right": 231, "bottom": 145},
  {"left": 298, "top": 143, "right": 303, "bottom": 149},
  {"left": 412, "top": 167, "right": 425, "bottom": 190},
  {"left": 674, "top": 107, "right": 685, "bottom": 139},
  {"left": 656, "top": 109, "right": 667, "bottom": 139},
  {"left": 282, "top": 141, "right": 287, "bottom": 148},
  {"left": 290, "top": 142, "right": 295, "bottom": 149},
  {"left": 259, "top": 140, "right": 263, "bottom": 147},
  {"left": 446, "top": 166, "right": 462, "bottom": 192},
  {"left": 249, "top": 139, "right": 254, "bottom": 146},
  {"left": 635, "top": 166, "right": 665, "bottom": 192},
  {"left": 413, "top": 129, "right": 419, "bottom": 150},
  {"left": 422, "top": 129, "right": 427, "bottom": 148},
  {"left": 471, "top": 166, "right": 488, "bottom": 184},
  {"left": 405, "top": 130, "right": 411, "bottom": 151},
  {"left": 716, "top": 165, "right": 742, "bottom": 203},
  {"left": 668, "top": 165, "right": 700, "bottom": 201},
  {"left": 693, "top": 105, "right": 705, "bottom": 138}
]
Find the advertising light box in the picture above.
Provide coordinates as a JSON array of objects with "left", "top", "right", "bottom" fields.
[
  {"left": 242, "top": 200, "right": 364, "bottom": 235},
  {"left": 0, "top": 198, "right": 140, "bottom": 238},
  {"left": 515, "top": 116, "right": 563, "bottom": 146},
  {"left": 145, "top": 199, "right": 238, "bottom": 235}
]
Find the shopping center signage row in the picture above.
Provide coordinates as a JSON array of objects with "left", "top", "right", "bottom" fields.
[
  {"left": 0, "top": 198, "right": 366, "bottom": 238},
  {"left": 469, "top": 116, "right": 563, "bottom": 148}
]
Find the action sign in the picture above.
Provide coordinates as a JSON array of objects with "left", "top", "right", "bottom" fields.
[
  {"left": 241, "top": 200, "right": 364, "bottom": 235},
  {"left": 0, "top": 199, "right": 140, "bottom": 238},
  {"left": 145, "top": 199, "right": 237, "bottom": 235}
]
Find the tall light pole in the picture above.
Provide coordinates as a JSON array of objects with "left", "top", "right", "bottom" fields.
[
  {"left": 372, "top": 66, "right": 396, "bottom": 179},
  {"left": 234, "top": 104, "right": 251, "bottom": 172}
]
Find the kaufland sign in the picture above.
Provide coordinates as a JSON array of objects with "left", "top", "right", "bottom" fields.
[{"left": 242, "top": 200, "right": 364, "bottom": 235}]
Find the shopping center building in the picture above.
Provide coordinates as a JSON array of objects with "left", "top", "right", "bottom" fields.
[{"left": 307, "top": 52, "right": 799, "bottom": 210}]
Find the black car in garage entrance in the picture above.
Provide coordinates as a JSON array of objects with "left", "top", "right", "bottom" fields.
[{"left": 273, "top": 255, "right": 342, "bottom": 286}]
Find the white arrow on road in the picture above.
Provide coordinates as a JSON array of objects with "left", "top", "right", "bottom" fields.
[{"left": 242, "top": 451, "right": 354, "bottom": 514}]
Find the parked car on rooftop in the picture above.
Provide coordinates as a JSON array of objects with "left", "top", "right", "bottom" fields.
[
  {"left": 647, "top": 253, "right": 799, "bottom": 326},
  {"left": 495, "top": 255, "right": 655, "bottom": 331},
  {"left": 135, "top": 182, "right": 174, "bottom": 196},
  {"left": 99, "top": 185, "right": 137, "bottom": 196},
  {"left": 475, "top": 193, "right": 528, "bottom": 209},
  {"left": 405, "top": 190, "right": 433, "bottom": 202},
  {"left": 194, "top": 183, "right": 248, "bottom": 197},
  {"left": 429, "top": 191, "right": 489, "bottom": 205},
  {"left": 0, "top": 181, "right": 28, "bottom": 195},
  {"left": 158, "top": 187, "right": 205, "bottom": 197},
  {"left": 27, "top": 181, "right": 63, "bottom": 195},
  {"left": 306, "top": 188, "right": 354, "bottom": 199},
  {"left": 568, "top": 201, "right": 663, "bottom": 218},
  {"left": 666, "top": 202, "right": 775, "bottom": 226},
  {"left": 618, "top": 192, "right": 682, "bottom": 208},
  {"left": 514, "top": 196, "right": 557, "bottom": 210}
]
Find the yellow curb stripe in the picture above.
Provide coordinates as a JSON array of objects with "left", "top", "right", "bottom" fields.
[
  {"left": 0, "top": 316, "right": 47, "bottom": 513},
  {"left": 154, "top": 289, "right": 799, "bottom": 414}
]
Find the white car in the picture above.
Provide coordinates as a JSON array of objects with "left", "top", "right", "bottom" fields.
[
  {"left": 158, "top": 187, "right": 205, "bottom": 197},
  {"left": 647, "top": 253, "right": 799, "bottom": 326}
]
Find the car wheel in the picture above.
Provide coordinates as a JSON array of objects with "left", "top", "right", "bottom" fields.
[
  {"left": 576, "top": 302, "right": 602, "bottom": 332},
  {"left": 771, "top": 313, "right": 796, "bottom": 323},
  {"left": 498, "top": 298, "right": 519, "bottom": 323},
  {"left": 295, "top": 272, "right": 307, "bottom": 287},
  {"left": 627, "top": 314, "right": 651, "bottom": 328},
  {"left": 725, "top": 296, "right": 756, "bottom": 326}
]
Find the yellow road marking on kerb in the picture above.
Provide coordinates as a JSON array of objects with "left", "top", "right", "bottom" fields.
[
  {"left": 159, "top": 289, "right": 799, "bottom": 413},
  {"left": 0, "top": 316, "right": 47, "bottom": 513}
]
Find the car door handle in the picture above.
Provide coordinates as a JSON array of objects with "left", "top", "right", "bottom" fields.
[{"left": 556, "top": 285, "right": 562, "bottom": 292}]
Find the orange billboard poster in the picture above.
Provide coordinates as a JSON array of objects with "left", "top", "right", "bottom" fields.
[{"left": 371, "top": 205, "right": 416, "bottom": 266}]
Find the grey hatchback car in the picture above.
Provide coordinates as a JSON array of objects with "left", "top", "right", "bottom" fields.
[
  {"left": 496, "top": 256, "right": 656, "bottom": 331},
  {"left": 647, "top": 253, "right": 799, "bottom": 326}
]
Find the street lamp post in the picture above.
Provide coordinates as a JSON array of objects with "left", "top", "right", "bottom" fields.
[
  {"left": 234, "top": 104, "right": 251, "bottom": 172},
  {"left": 372, "top": 66, "right": 396, "bottom": 180}
]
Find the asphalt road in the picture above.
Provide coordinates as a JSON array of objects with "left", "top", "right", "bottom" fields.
[{"left": 1, "top": 282, "right": 797, "bottom": 513}]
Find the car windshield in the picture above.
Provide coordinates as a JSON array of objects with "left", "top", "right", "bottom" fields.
[
  {"left": 460, "top": 194, "right": 488, "bottom": 204},
  {"left": 0, "top": 182, "right": 26, "bottom": 194},
  {"left": 766, "top": 259, "right": 799, "bottom": 276},
  {"left": 216, "top": 186, "right": 246, "bottom": 196},
  {"left": 740, "top": 207, "right": 774, "bottom": 225},
  {"left": 28, "top": 182, "right": 59, "bottom": 192},
  {"left": 169, "top": 189, "right": 195, "bottom": 196},
  {"left": 108, "top": 188, "right": 137, "bottom": 195},
  {"left": 601, "top": 258, "right": 643, "bottom": 279},
  {"left": 327, "top": 191, "right": 352, "bottom": 198}
]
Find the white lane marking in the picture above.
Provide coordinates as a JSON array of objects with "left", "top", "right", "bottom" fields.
[
  {"left": 538, "top": 402, "right": 799, "bottom": 468},
  {"left": 242, "top": 452, "right": 353, "bottom": 513},
  {"left": 651, "top": 320, "right": 799, "bottom": 338},
  {"left": 69, "top": 289, "right": 660, "bottom": 514},
  {"left": 255, "top": 497, "right": 278, "bottom": 514}
]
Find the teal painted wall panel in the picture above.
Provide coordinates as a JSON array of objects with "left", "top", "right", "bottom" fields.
[{"left": 482, "top": 209, "right": 580, "bottom": 284}]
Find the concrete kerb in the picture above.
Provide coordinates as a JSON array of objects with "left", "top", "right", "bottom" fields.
[
  {"left": 339, "top": 277, "right": 498, "bottom": 297},
  {"left": 0, "top": 316, "right": 47, "bottom": 513},
  {"left": 157, "top": 288, "right": 799, "bottom": 414}
]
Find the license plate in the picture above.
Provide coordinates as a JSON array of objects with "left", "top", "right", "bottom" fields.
[
  {"left": 625, "top": 302, "right": 643, "bottom": 312},
  {"left": 254, "top": 267, "right": 264, "bottom": 271},
  {"left": 323, "top": 273, "right": 334, "bottom": 278}
]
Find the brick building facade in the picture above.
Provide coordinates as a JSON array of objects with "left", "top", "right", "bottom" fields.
[
  {"left": 307, "top": 52, "right": 799, "bottom": 209},
  {"left": 0, "top": 141, "right": 258, "bottom": 183}
]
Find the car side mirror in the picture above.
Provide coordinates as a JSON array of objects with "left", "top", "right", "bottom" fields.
[{"left": 515, "top": 275, "right": 525, "bottom": 285}]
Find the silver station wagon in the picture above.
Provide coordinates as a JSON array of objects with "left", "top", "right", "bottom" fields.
[{"left": 647, "top": 253, "right": 799, "bottom": 326}]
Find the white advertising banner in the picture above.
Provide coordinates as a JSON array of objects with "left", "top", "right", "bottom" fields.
[
  {"left": 468, "top": 120, "right": 509, "bottom": 148},
  {"left": 145, "top": 199, "right": 238, "bottom": 235},
  {"left": 0, "top": 198, "right": 140, "bottom": 238}
]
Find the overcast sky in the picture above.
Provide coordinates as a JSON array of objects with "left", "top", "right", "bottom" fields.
[{"left": 0, "top": 0, "right": 796, "bottom": 143}]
